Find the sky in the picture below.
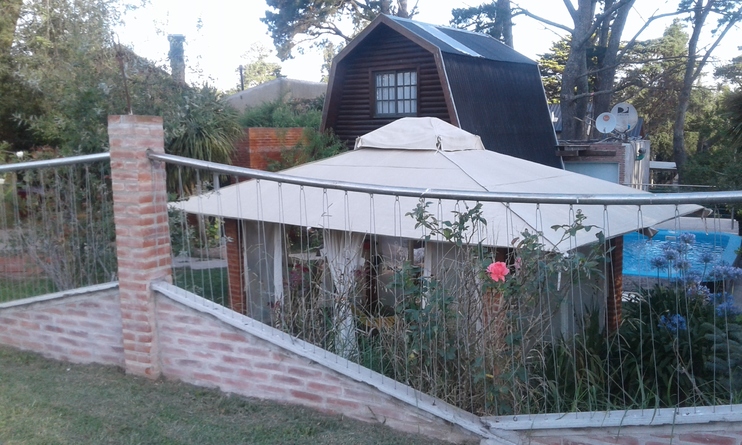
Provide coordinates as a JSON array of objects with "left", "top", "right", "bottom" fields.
[{"left": 116, "top": 0, "right": 742, "bottom": 92}]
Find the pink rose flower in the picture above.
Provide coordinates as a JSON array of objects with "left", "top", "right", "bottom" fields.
[{"left": 487, "top": 261, "right": 509, "bottom": 282}]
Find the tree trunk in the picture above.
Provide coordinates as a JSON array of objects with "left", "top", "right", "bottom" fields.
[
  {"left": 592, "top": 0, "right": 634, "bottom": 137},
  {"left": 0, "top": 0, "right": 23, "bottom": 56},
  {"left": 560, "top": 0, "right": 595, "bottom": 141},
  {"left": 495, "top": 0, "right": 513, "bottom": 48},
  {"left": 381, "top": 0, "right": 391, "bottom": 15},
  {"left": 396, "top": 0, "right": 409, "bottom": 18},
  {"left": 672, "top": 0, "right": 709, "bottom": 176}
]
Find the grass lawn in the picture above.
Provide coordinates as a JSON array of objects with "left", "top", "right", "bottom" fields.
[
  {"left": 173, "top": 266, "right": 229, "bottom": 307},
  {"left": 0, "top": 277, "right": 56, "bottom": 304},
  {"left": 0, "top": 346, "right": 456, "bottom": 445}
]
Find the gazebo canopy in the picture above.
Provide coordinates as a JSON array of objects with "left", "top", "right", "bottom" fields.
[{"left": 177, "top": 118, "right": 699, "bottom": 250}]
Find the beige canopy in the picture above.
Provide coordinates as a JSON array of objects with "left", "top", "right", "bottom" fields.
[{"left": 177, "top": 118, "right": 699, "bottom": 250}]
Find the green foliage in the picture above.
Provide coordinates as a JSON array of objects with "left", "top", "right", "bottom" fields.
[
  {"left": 725, "top": 89, "right": 742, "bottom": 147},
  {"left": 715, "top": 54, "right": 742, "bottom": 88},
  {"left": 683, "top": 140, "right": 742, "bottom": 190},
  {"left": 173, "top": 267, "right": 229, "bottom": 307},
  {"left": 4, "top": 0, "right": 136, "bottom": 155},
  {"left": 275, "top": 259, "right": 334, "bottom": 348},
  {"left": 239, "top": 98, "right": 324, "bottom": 129},
  {"left": 266, "top": 128, "right": 343, "bottom": 172},
  {"left": 614, "top": 21, "right": 720, "bottom": 161},
  {"left": 364, "top": 201, "right": 606, "bottom": 415},
  {"left": 619, "top": 285, "right": 742, "bottom": 407},
  {"left": 165, "top": 85, "right": 243, "bottom": 193},
  {"left": 682, "top": 89, "right": 742, "bottom": 189},
  {"left": 234, "top": 43, "right": 282, "bottom": 91},
  {"left": 537, "top": 38, "right": 570, "bottom": 104},
  {"left": 531, "top": 309, "right": 615, "bottom": 413},
  {"left": 2, "top": 0, "right": 243, "bottom": 189}
]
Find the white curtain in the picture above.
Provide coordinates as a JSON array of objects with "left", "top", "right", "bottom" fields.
[{"left": 322, "top": 230, "right": 365, "bottom": 359}]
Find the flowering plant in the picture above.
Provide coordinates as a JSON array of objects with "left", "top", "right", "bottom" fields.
[{"left": 487, "top": 261, "right": 509, "bottom": 282}]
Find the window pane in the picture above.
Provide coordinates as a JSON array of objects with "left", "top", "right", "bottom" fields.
[{"left": 375, "top": 70, "right": 417, "bottom": 115}]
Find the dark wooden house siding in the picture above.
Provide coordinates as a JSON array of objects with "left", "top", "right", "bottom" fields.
[
  {"left": 327, "top": 26, "right": 450, "bottom": 147},
  {"left": 442, "top": 54, "right": 561, "bottom": 168}
]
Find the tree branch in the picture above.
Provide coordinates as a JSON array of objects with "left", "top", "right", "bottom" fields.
[
  {"left": 691, "top": 9, "right": 742, "bottom": 82},
  {"left": 514, "top": 4, "right": 574, "bottom": 34},
  {"left": 580, "top": 0, "right": 634, "bottom": 47},
  {"left": 562, "top": 0, "right": 577, "bottom": 21}
]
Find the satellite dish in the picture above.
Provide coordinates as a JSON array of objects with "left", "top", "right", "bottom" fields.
[
  {"left": 611, "top": 102, "right": 638, "bottom": 132},
  {"left": 595, "top": 112, "right": 617, "bottom": 134}
]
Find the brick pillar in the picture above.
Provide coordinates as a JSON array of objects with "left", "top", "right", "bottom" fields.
[
  {"left": 108, "top": 115, "right": 172, "bottom": 378},
  {"left": 224, "top": 218, "right": 246, "bottom": 314}
]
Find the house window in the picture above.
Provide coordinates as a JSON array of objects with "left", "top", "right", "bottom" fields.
[{"left": 375, "top": 70, "right": 417, "bottom": 116}]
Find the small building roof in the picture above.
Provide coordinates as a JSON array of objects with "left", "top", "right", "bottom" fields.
[
  {"left": 387, "top": 16, "right": 535, "bottom": 64},
  {"left": 225, "top": 78, "right": 327, "bottom": 113}
]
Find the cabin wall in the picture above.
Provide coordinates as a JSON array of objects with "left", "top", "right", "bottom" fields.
[{"left": 325, "top": 26, "right": 450, "bottom": 147}]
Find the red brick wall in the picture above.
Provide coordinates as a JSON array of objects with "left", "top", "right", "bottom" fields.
[
  {"left": 232, "top": 127, "right": 306, "bottom": 173},
  {"left": 562, "top": 143, "right": 628, "bottom": 185},
  {"left": 153, "top": 293, "right": 477, "bottom": 444},
  {"left": 224, "top": 219, "right": 245, "bottom": 314},
  {"left": 0, "top": 286, "right": 123, "bottom": 366},
  {"left": 227, "top": 127, "right": 307, "bottom": 313}
]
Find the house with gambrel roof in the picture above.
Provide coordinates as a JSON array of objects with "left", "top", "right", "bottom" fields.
[{"left": 320, "top": 14, "right": 561, "bottom": 168}]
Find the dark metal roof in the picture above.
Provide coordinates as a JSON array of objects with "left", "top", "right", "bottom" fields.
[
  {"left": 387, "top": 16, "right": 536, "bottom": 65},
  {"left": 444, "top": 54, "right": 561, "bottom": 168}
]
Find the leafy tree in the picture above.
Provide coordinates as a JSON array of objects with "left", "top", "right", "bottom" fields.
[
  {"left": 3, "top": 0, "right": 242, "bottom": 165},
  {"left": 727, "top": 88, "right": 742, "bottom": 146},
  {"left": 320, "top": 40, "right": 340, "bottom": 83},
  {"left": 671, "top": 0, "right": 742, "bottom": 174},
  {"left": 614, "top": 22, "right": 690, "bottom": 160},
  {"left": 263, "top": 0, "right": 416, "bottom": 61},
  {"left": 0, "top": 0, "right": 22, "bottom": 55},
  {"left": 450, "top": 0, "right": 513, "bottom": 47},
  {"left": 683, "top": 88, "right": 742, "bottom": 189},
  {"left": 6, "top": 0, "right": 126, "bottom": 154},
  {"left": 237, "top": 43, "right": 282, "bottom": 91},
  {"left": 538, "top": 37, "right": 575, "bottom": 104},
  {"left": 715, "top": 53, "right": 742, "bottom": 87}
]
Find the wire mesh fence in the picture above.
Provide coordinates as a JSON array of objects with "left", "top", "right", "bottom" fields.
[
  {"left": 0, "top": 154, "right": 115, "bottom": 303},
  {"left": 161, "top": 153, "right": 742, "bottom": 418},
  {"left": 6, "top": 150, "right": 742, "bottom": 419},
  {"left": 0, "top": 155, "right": 116, "bottom": 302}
]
